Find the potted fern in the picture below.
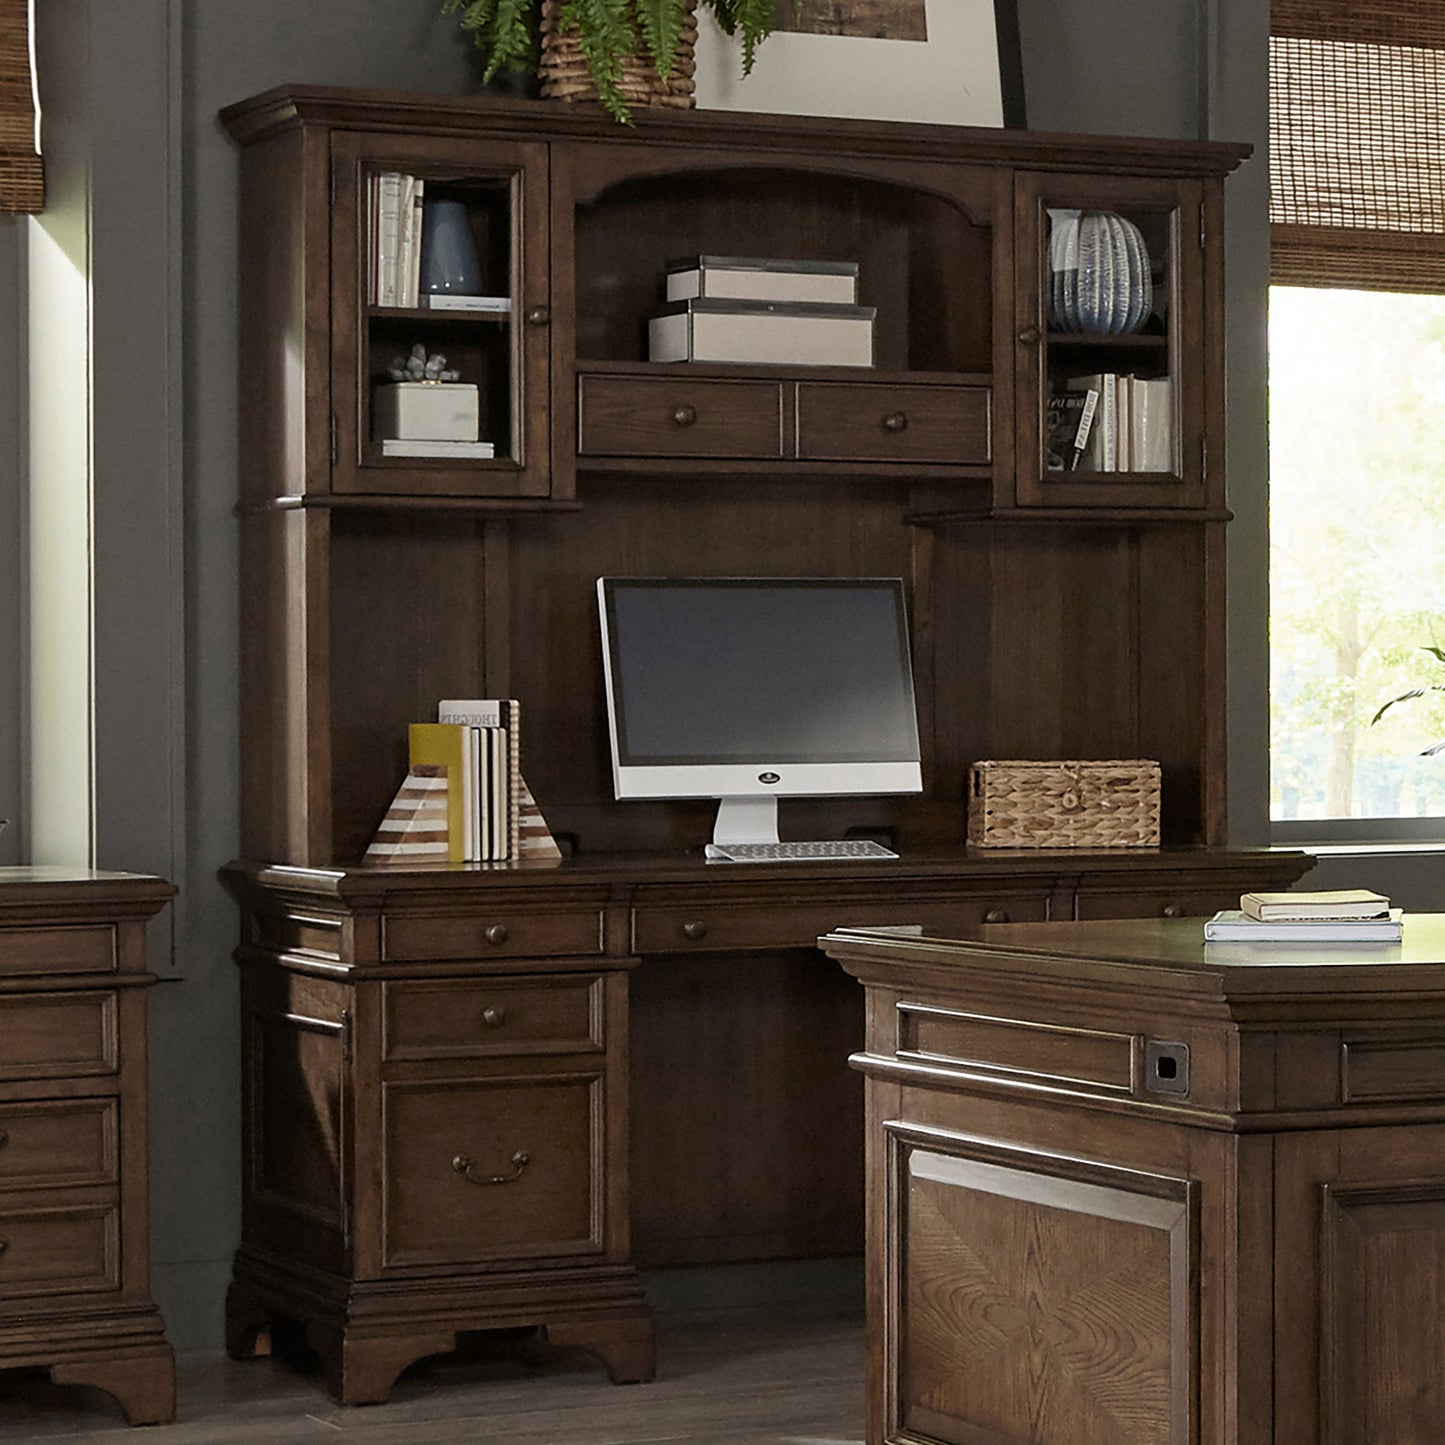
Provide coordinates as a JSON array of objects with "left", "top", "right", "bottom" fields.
[{"left": 442, "top": 0, "right": 777, "bottom": 123}]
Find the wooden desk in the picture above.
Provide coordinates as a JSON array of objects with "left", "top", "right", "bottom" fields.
[
  {"left": 821, "top": 915, "right": 1445, "bottom": 1445},
  {"left": 222, "top": 847, "right": 1309, "bottom": 1405}
]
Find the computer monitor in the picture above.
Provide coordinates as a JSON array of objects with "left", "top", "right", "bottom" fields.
[{"left": 597, "top": 577, "right": 923, "bottom": 847}]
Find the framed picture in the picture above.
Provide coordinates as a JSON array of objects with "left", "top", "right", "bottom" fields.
[{"left": 695, "top": 0, "right": 1026, "bottom": 129}]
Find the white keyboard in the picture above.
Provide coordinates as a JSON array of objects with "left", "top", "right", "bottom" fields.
[{"left": 705, "top": 839, "right": 898, "bottom": 863}]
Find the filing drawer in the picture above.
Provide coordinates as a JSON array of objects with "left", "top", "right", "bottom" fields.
[
  {"left": 382, "top": 975, "right": 603, "bottom": 1062},
  {"left": 577, "top": 374, "right": 784, "bottom": 459},
  {"left": 0, "top": 992, "right": 118, "bottom": 1082},
  {"left": 0, "top": 1203, "right": 119, "bottom": 1296},
  {"left": 380, "top": 1075, "right": 600, "bottom": 1269},
  {"left": 632, "top": 894, "right": 1051, "bottom": 954},
  {"left": 0, "top": 925, "right": 115, "bottom": 978},
  {"left": 382, "top": 908, "right": 604, "bottom": 962},
  {"left": 0, "top": 1101, "right": 117, "bottom": 1191},
  {"left": 796, "top": 381, "right": 991, "bottom": 464}
]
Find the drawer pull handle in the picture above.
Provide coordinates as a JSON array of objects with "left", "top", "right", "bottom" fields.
[
  {"left": 525, "top": 305, "right": 550, "bottom": 327},
  {"left": 0, "top": 1129, "right": 8, "bottom": 1151},
  {"left": 484, "top": 923, "right": 510, "bottom": 945},
  {"left": 1017, "top": 323, "right": 1042, "bottom": 345},
  {"left": 1162, "top": 903, "right": 1183, "bottom": 918},
  {"left": 452, "top": 1150, "right": 530, "bottom": 1187},
  {"left": 882, "top": 411, "right": 908, "bottom": 433},
  {"left": 672, "top": 404, "right": 698, "bottom": 428},
  {"left": 984, "top": 908, "right": 1009, "bottom": 924},
  {"left": 682, "top": 920, "right": 709, "bottom": 941},
  {"left": 482, "top": 1006, "right": 508, "bottom": 1029},
  {"left": 0, "top": 1238, "right": 8, "bottom": 1257}
]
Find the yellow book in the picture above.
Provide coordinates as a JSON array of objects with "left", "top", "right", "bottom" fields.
[{"left": 407, "top": 723, "right": 470, "bottom": 863}]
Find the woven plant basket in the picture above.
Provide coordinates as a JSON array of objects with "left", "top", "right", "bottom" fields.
[
  {"left": 966, "top": 759, "right": 1162, "bottom": 849},
  {"left": 539, "top": 0, "right": 698, "bottom": 111}
]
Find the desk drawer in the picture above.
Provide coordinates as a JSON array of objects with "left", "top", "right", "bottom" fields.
[
  {"left": 796, "top": 382, "right": 990, "bottom": 465},
  {"left": 382, "top": 909, "right": 604, "bottom": 962},
  {"left": 381, "top": 1075, "right": 600, "bottom": 1269},
  {"left": 1074, "top": 889, "right": 1239, "bottom": 921},
  {"left": 0, "top": 992, "right": 118, "bottom": 1082},
  {"left": 0, "top": 926, "right": 115, "bottom": 978},
  {"left": 633, "top": 895, "right": 1051, "bottom": 953},
  {"left": 0, "top": 1202, "right": 119, "bottom": 1296},
  {"left": 0, "top": 1101, "right": 117, "bottom": 1191},
  {"left": 578, "top": 374, "right": 784, "bottom": 459},
  {"left": 382, "top": 976, "right": 603, "bottom": 1062}
]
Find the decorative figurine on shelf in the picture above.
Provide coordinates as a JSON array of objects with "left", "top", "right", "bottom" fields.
[{"left": 389, "top": 344, "right": 461, "bottom": 383}]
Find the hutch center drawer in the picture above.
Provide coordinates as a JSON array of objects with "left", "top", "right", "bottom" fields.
[
  {"left": 0, "top": 992, "right": 118, "bottom": 1081},
  {"left": 380, "top": 1075, "right": 601, "bottom": 1269},
  {"left": 0, "top": 1100, "right": 117, "bottom": 1190},
  {"left": 795, "top": 381, "right": 991, "bottom": 464},
  {"left": 0, "top": 1202, "right": 119, "bottom": 1296},
  {"left": 381, "top": 908, "right": 604, "bottom": 962},
  {"left": 577, "top": 374, "right": 784, "bottom": 459},
  {"left": 0, "top": 925, "right": 115, "bottom": 977},
  {"left": 381, "top": 975, "right": 604, "bottom": 1062},
  {"left": 1074, "top": 888, "right": 1244, "bottom": 921}
]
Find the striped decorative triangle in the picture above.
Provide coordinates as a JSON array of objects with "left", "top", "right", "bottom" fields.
[
  {"left": 364, "top": 764, "right": 452, "bottom": 864},
  {"left": 516, "top": 775, "right": 562, "bottom": 861}
]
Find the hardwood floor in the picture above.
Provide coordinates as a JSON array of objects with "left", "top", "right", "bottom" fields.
[{"left": 0, "top": 1311, "right": 864, "bottom": 1442}]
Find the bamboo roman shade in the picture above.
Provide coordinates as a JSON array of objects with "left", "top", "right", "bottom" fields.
[
  {"left": 1271, "top": 1, "right": 1445, "bottom": 291},
  {"left": 0, "top": 0, "right": 40, "bottom": 213}
]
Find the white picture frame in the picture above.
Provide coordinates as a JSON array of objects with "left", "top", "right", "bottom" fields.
[{"left": 695, "top": 0, "right": 1024, "bottom": 129}]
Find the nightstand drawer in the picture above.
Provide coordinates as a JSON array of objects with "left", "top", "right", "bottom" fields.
[
  {"left": 382, "top": 909, "right": 604, "bottom": 962},
  {"left": 382, "top": 976, "right": 603, "bottom": 1062},
  {"left": 0, "top": 1101, "right": 117, "bottom": 1191},
  {"left": 0, "top": 926, "right": 115, "bottom": 978},
  {"left": 578, "top": 374, "right": 784, "bottom": 459},
  {"left": 1, "top": 993, "right": 118, "bottom": 1082},
  {"left": 380, "top": 1076, "right": 601, "bottom": 1269},
  {"left": 0, "top": 1202, "right": 119, "bottom": 1296},
  {"left": 796, "top": 381, "right": 991, "bottom": 464}
]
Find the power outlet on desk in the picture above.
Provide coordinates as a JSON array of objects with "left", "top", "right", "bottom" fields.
[{"left": 1144, "top": 1039, "right": 1190, "bottom": 1097}]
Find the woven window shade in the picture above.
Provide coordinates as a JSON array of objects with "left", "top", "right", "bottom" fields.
[
  {"left": 1271, "top": 1, "right": 1445, "bottom": 291},
  {"left": 0, "top": 0, "right": 40, "bottom": 213}
]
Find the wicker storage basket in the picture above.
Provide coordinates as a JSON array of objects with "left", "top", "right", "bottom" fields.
[
  {"left": 539, "top": 0, "right": 698, "bottom": 111},
  {"left": 967, "top": 759, "right": 1162, "bottom": 848}
]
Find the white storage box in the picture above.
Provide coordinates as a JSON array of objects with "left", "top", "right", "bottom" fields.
[
  {"left": 373, "top": 382, "right": 479, "bottom": 442},
  {"left": 648, "top": 299, "right": 875, "bottom": 368}
]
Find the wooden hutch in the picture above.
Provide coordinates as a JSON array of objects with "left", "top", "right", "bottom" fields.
[{"left": 219, "top": 86, "right": 1311, "bottom": 1405}]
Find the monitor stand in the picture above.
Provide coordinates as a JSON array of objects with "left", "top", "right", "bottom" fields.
[{"left": 710, "top": 796, "right": 780, "bottom": 848}]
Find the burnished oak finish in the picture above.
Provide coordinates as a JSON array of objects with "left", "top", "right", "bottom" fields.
[
  {"left": 822, "top": 916, "right": 1445, "bottom": 1445},
  {"left": 0, "top": 868, "right": 176, "bottom": 1426}
]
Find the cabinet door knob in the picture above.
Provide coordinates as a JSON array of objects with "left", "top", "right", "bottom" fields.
[
  {"left": 1017, "top": 323, "right": 1042, "bottom": 345},
  {"left": 525, "top": 304, "right": 550, "bottom": 327},
  {"left": 682, "top": 919, "right": 708, "bottom": 941},
  {"left": 484, "top": 923, "right": 509, "bottom": 945},
  {"left": 984, "top": 908, "right": 1008, "bottom": 924},
  {"left": 482, "top": 1006, "right": 508, "bottom": 1029},
  {"left": 1162, "top": 903, "right": 1183, "bottom": 918},
  {"left": 882, "top": 411, "right": 908, "bottom": 433},
  {"left": 452, "top": 1150, "right": 530, "bottom": 1187},
  {"left": 672, "top": 404, "right": 698, "bottom": 428}
]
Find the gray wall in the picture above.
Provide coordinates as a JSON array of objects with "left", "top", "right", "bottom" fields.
[{"left": 19, "top": 1, "right": 1267, "bottom": 1355}]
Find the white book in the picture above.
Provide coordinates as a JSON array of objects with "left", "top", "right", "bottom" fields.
[
  {"left": 380, "top": 439, "right": 495, "bottom": 459},
  {"left": 666, "top": 256, "right": 858, "bottom": 306},
  {"left": 1240, "top": 888, "right": 1391, "bottom": 921},
  {"left": 401, "top": 178, "right": 425, "bottom": 308},
  {"left": 373, "top": 172, "right": 404, "bottom": 307},
  {"left": 1130, "top": 376, "right": 1172, "bottom": 473},
  {"left": 424, "top": 293, "right": 512, "bottom": 313},
  {"left": 649, "top": 299, "right": 875, "bottom": 368},
  {"left": 1204, "top": 909, "right": 1403, "bottom": 942}
]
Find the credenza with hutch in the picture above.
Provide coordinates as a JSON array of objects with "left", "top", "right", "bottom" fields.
[{"left": 219, "top": 86, "right": 1311, "bottom": 1404}]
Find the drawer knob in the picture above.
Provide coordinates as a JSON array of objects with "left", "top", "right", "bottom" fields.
[
  {"left": 484, "top": 923, "right": 510, "bottom": 945},
  {"left": 482, "top": 1006, "right": 508, "bottom": 1029},
  {"left": 682, "top": 919, "right": 709, "bottom": 941},
  {"left": 1162, "top": 903, "right": 1183, "bottom": 918},
  {"left": 1017, "top": 323, "right": 1042, "bottom": 346},
  {"left": 882, "top": 410, "right": 908, "bottom": 433},
  {"left": 984, "top": 908, "right": 1009, "bottom": 924},
  {"left": 0, "top": 1129, "right": 8, "bottom": 1151},
  {"left": 525, "top": 304, "right": 550, "bottom": 327},
  {"left": 452, "top": 1150, "right": 530, "bottom": 1187},
  {"left": 672, "top": 404, "right": 698, "bottom": 428},
  {"left": 0, "top": 1238, "right": 8, "bottom": 1257}
]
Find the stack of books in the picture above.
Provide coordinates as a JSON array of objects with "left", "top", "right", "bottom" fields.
[
  {"left": 1204, "top": 889, "right": 1401, "bottom": 942},
  {"left": 648, "top": 256, "right": 875, "bottom": 368},
  {"left": 1060, "top": 372, "right": 1172, "bottom": 472}
]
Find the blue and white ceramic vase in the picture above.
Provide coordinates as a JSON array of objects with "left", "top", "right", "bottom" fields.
[{"left": 1048, "top": 209, "right": 1152, "bottom": 336}]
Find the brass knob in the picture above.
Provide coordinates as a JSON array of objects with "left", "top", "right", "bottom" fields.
[
  {"left": 485, "top": 923, "right": 509, "bottom": 945},
  {"left": 1017, "top": 323, "right": 1042, "bottom": 345},
  {"left": 984, "top": 908, "right": 1008, "bottom": 924},
  {"left": 525, "top": 305, "right": 550, "bottom": 327},
  {"left": 882, "top": 411, "right": 908, "bottom": 433},
  {"left": 682, "top": 920, "right": 708, "bottom": 941},
  {"left": 482, "top": 1006, "right": 508, "bottom": 1029},
  {"left": 1162, "top": 904, "right": 1183, "bottom": 918},
  {"left": 672, "top": 404, "right": 698, "bottom": 428}
]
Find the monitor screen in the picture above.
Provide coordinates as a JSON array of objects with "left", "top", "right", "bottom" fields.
[{"left": 597, "top": 577, "right": 922, "bottom": 806}]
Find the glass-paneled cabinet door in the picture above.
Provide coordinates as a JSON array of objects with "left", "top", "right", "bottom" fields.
[
  {"left": 330, "top": 132, "right": 550, "bottom": 499},
  {"left": 1012, "top": 174, "right": 1210, "bottom": 512}
]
